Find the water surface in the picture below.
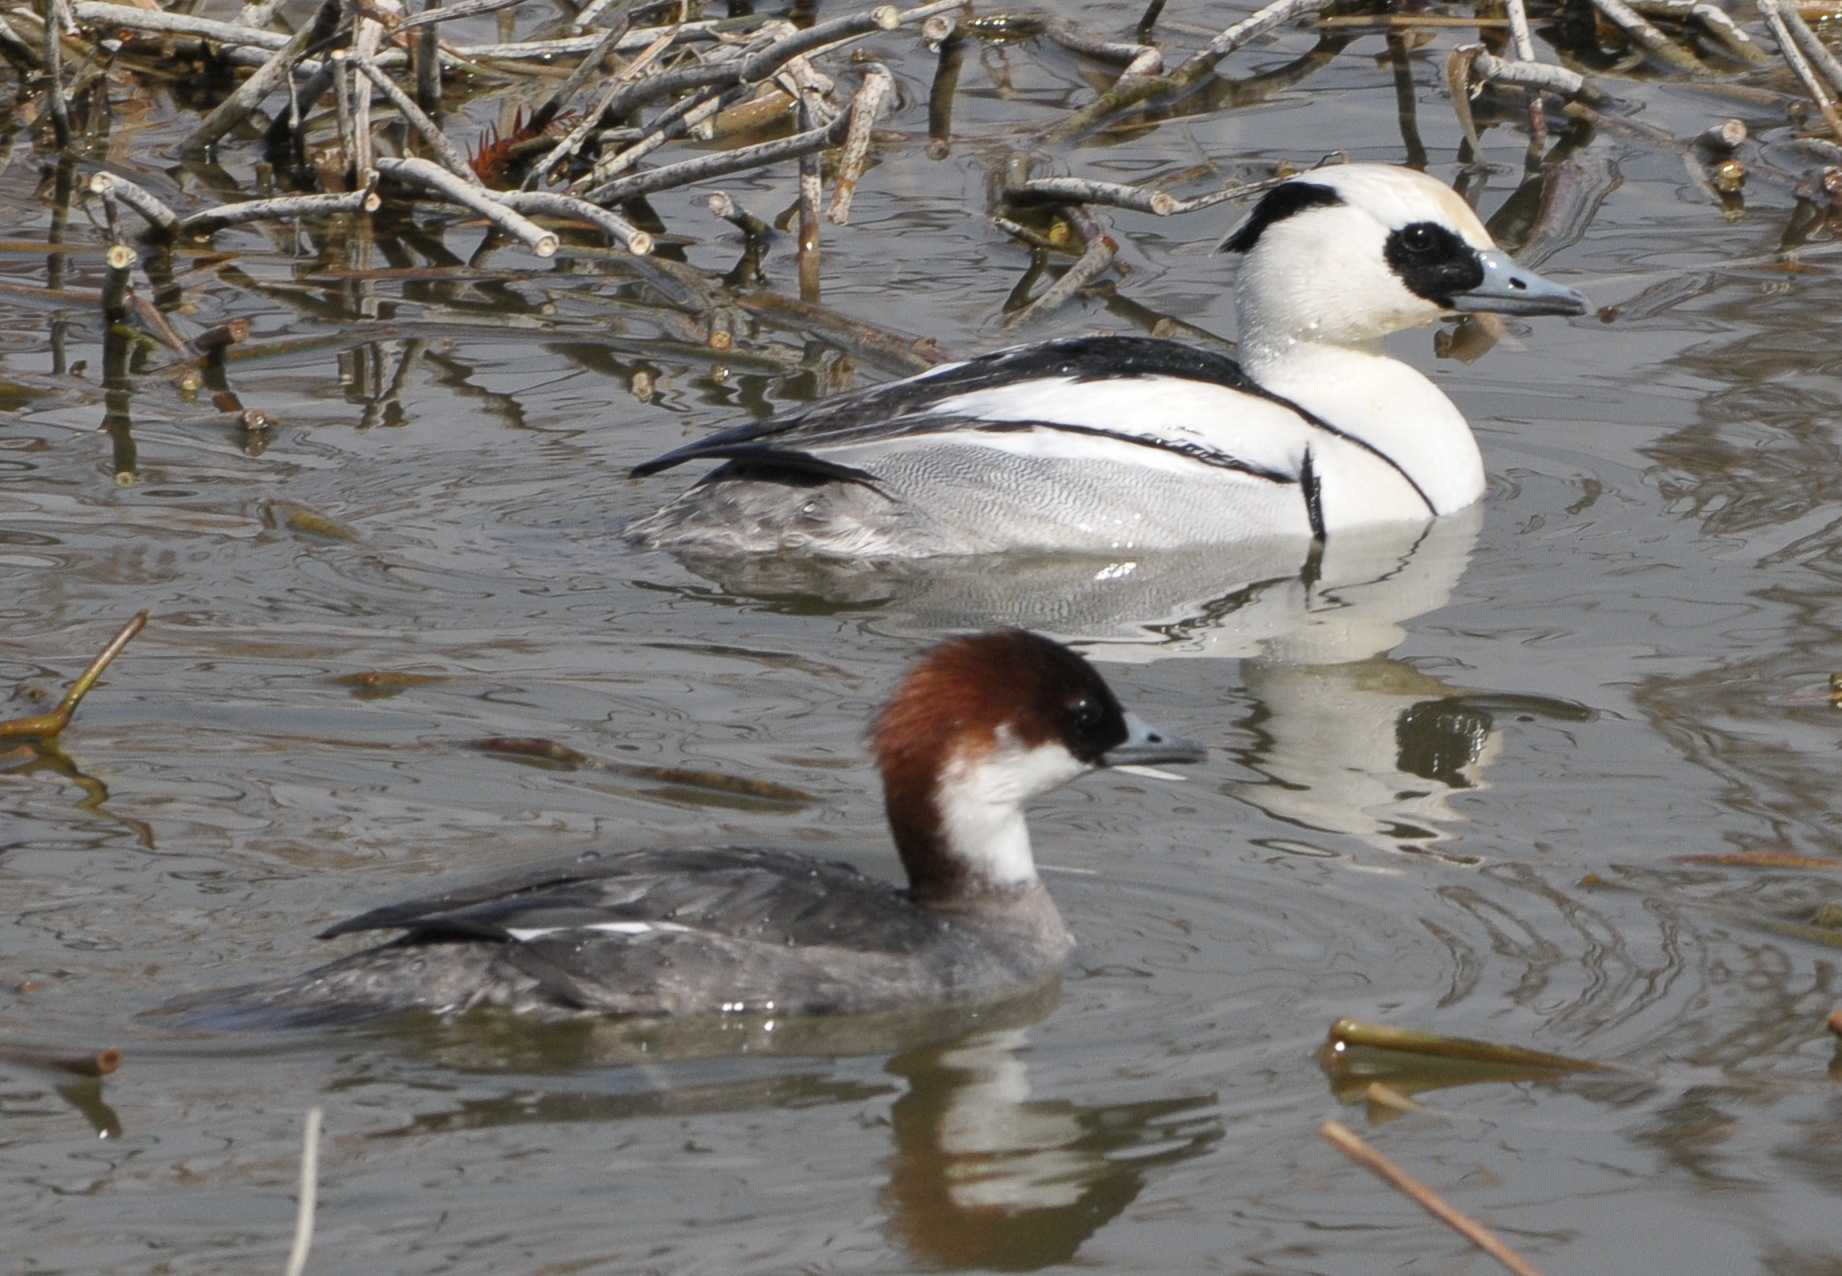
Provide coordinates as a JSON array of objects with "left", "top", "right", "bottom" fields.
[{"left": 6, "top": 2, "right": 1842, "bottom": 1271}]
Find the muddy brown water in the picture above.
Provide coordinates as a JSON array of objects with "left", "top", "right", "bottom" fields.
[{"left": 6, "top": 2, "right": 1842, "bottom": 1272}]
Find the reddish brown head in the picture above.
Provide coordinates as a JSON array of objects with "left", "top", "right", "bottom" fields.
[{"left": 871, "top": 631, "right": 1201, "bottom": 904}]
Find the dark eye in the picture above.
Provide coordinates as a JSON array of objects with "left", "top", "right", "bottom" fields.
[
  {"left": 1401, "top": 224, "right": 1437, "bottom": 255},
  {"left": 1068, "top": 697, "right": 1106, "bottom": 737}
]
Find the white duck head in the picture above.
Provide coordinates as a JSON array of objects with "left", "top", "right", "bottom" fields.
[{"left": 1223, "top": 164, "right": 1587, "bottom": 363}]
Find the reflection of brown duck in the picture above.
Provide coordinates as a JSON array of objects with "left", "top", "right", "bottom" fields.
[{"left": 881, "top": 1027, "right": 1220, "bottom": 1269}]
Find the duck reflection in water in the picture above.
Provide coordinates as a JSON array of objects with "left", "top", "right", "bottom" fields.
[
  {"left": 883, "top": 1027, "right": 1221, "bottom": 1270},
  {"left": 651, "top": 505, "right": 1589, "bottom": 863}
]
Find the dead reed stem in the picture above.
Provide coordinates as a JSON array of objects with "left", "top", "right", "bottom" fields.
[
  {"left": 283, "top": 1107, "right": 323, "bottom": 1276},
  {"left": 1320, "top": 1120, "right": 1545, "bottom": 1276},
  {"left": 0, "top": 611, "right": 147, "bottom": 741}
]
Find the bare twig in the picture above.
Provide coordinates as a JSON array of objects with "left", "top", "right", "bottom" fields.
[
  {"left": 180, "top": 0, "right": 341, "bottom": 154},
  {"left": 1003, "top": 203, "right": 1114, "bottom": 327},
  {"left": 88, "top": 171, "right": 180, "bottom": 237},
  {"left": 1776, "top": 0, "right": 1842, "bottom": 96},
  {"left": 100, "top": 242, "right": 134, "bottom": 327},
  {"left": 0, "top": 1044, "right": 121, "bottom": 1077},
  {"left": 1009, "top": 175, "right": 1180, "bottom": 216},
  {"left": 179, "top": 182, "right": 382, "bottom": 238},
  {"left": 925, "top": 14, "right": 963, "bottom": 158},
  {"left": 1627, "top": 0, "right": 1772, "bottom": 65},
  {"left": 707, "top": 191, "right": 773, "bottom": 239},
  {"left": 1463, "top": 48, "right": 1615, "bottom": 109},
  {"left": 1044, "top": 15, "right": 1162, "bottom": 85},
  {"left": 41, "top": 0, "right": 71, "bottom": 148},
  {"left": 495, "top": 190, "right": 652, "bottom": 253},
  {"left": 796, "top": 73, "right": 823, "bottom": 301},
  {"left": 1759, "top": 0, "right": 1842, "bottom": 139},
  {"left": 354, "top": 56, "right": 475, "bottom": 181},
  {"left": 1048, "top": 0, "right": 1335, "bottom": 140},
  {"left": 525, "top": 27, "right": 675, "bottom": 187},
  {"left": 577, "top": 102, "right": 851, "bottom": 206},
  {"left": 828, "top": 63, "right": 895, "bottom": 223},
  {"left": 1587, "top": 0, "right": 1705, "bottom": 72},
  {"left": 1502, "top": 0, "right": 1546, "bottom": 147},
  {"left": 0, "top": 612, "right": 146, "bottom": 741},
  {"left": 1321, "top": 1121, "right": 1544, "bottom": 1276},
  {"left": 379, "top": 157, "right": 558, "bottom": 255}
]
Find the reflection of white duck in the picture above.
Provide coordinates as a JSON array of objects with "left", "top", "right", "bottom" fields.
[{"left": 628, "top": 164, "right": 1585, "bottom": 558}]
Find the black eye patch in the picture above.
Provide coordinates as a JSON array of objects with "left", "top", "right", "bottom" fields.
[{"left": 1383, "top": 222, "right": 1485, "bottom": 307}]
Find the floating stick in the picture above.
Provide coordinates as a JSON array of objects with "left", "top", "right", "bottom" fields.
[
  {"left": 0, "top": 612, "right": 146, "bottom": 741},
  {"left": 1321, "top": 1120, "right": 1545, "bottom": 1276}
]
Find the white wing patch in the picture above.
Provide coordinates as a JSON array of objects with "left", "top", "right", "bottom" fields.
[{"left": 506, "top": 920, "right": 694, "bottom": 942}]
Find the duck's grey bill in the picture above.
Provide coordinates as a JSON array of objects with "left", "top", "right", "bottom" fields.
[
  {"left": 1450, "top": 253, "right": 1588, "bottom": 317},
  {"left": 1102, "top": 713, "right": 1207, "bottom": 768}
]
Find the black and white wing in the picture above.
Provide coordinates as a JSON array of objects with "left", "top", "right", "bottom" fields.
[{"left": 629, "top": 336, "right": 1318, "bottom": 488}]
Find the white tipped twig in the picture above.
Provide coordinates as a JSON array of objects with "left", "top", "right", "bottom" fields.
[
  {"left": 100, "top": 242, "right": 135, "bottom": 327},
  {"left": 1320, "top": 1121, "right": 1544, "bottom": 1276},
  {"left": 495, "top": 190, "right": 652, "bottom": 253},
  {"left": 1008, "top": 175, "right": 1180, "bottom": 216},
  {"left": 1003, "top": 204, "right": 1115, "bottom": 328},
  {"left": 282, "top": 1107, "right": 322, "bottom": 1276},
  {"left": 707, "top": 191, "right": 773, "bottom": 239},
  {"left": 1694, "top": 118, "right": 1747, "bottom": 156},
  {"left": 180, "top": 0, "right": 340, "bottom": 154},
  {"left": 1464, "top": 49, "right": 1615, "bottom": 108},
  {"left": 178, "top": 180, "right": 381, "bottom": 238},
  {"left": 353, "top": 56, "right": 475, "bottom": 182},
  {"left": 735, "top": 5, "right": 896, "bottom": 83},
  {"left": 87, "top": 172, "right": 180, "bottom": 237},
  {"left": 378, "top": 156, "right": 558, "bottom": 256},
  {"left": 827, "top": 63, "right": 895, "bottom": 224},
  {"left": 1758, "top": 0, "right": 1842, "bottom": 139}
]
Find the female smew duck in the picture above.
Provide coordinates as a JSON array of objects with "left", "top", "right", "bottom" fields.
[
  {"left": 626, "top": 164, "right": 1586, "bottom": 558},
  {"left": 194, "top": 631, "right": 1203, "bottom": 1024}
]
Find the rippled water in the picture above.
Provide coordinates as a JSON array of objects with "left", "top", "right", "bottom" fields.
[{"left": 6, "top": 1, "right": 1842, "bottom": 1271}]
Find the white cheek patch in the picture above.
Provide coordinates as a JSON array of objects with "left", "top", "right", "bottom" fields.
[
  {"left": 505, "top": 921, "right": 693, "bottom": 942},
  {"left": 935, "top": 727, "right": 1088, "bottom": 887}
]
